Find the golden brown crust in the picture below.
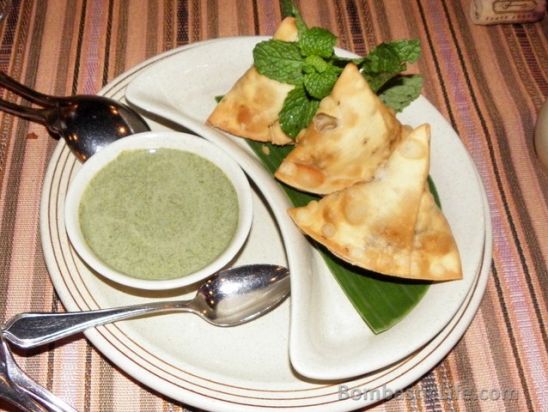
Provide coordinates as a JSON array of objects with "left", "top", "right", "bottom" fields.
[
  {"left": 207, "top": 17, "right": 298, "bottom": 145},
  {"left": 288, "top": 124, "right": 431, "bottom": 278},
  {"left": 289, "top": 123, "right": 463, "bottom": 281},
  {"left": 207, "top": 68, "right": 294, "bottom": 144},
  {"left": 272, "top": 16, "right": 299, "bottom": 42},
  {"left": 409, "top": 189, "right": 463, "bottom": 280},
  {"left": 274, "top": 64, "right": 402, "bottom": 195}
]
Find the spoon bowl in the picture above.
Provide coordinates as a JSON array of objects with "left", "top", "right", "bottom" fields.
[
  {"left": 0, "top": 72, "right": 150, "bottom": 161},
  {"left": 194, "top": 264, "right": 290, "bottom": 326},
  {"left": 53, "top": 95, "right": 151, "bottom": 161},
  {"left": 2, "top": 264, "right": 290, "bottom": 350}
]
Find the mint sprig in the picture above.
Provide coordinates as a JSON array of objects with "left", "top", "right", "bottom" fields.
[
  {"left": 252, "top": 3, "right": 422, "bottom": 139},
  {"left": 253, "top": 31, "right": 342, "bottom": 138}
]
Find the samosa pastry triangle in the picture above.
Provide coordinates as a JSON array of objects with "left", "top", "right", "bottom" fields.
[
  {"left": 207, "top": 17, "right": 298, "bottom": 145},
  {"left": 275, "top": 63, "right": 403, "bottom": 195},
  {"left": 410, "top": 189, "right": 462, "bottom": 280},
  {"left": 289, "top": 124, "right": 431, "bottom": 278}
]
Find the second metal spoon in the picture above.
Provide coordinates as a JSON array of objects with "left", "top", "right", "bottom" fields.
[
  {"left": 0, "top": 71, "right": 150, "bottom": 161},
  {"left": 2, "top": 264, "right": 289, "bottom": 350}
]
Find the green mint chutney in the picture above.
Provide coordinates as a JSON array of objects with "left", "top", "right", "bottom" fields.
[{"left": 78, "top": 148, "right": 239, "bottom": 280}]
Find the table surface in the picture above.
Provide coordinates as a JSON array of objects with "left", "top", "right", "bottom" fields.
[{"left": 0, "top": 1, "right": 546, "bottom": 411}]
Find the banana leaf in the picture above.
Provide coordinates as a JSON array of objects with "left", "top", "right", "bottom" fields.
[{"left": 247, "top": 141, "right": 434, "bottom": 333}]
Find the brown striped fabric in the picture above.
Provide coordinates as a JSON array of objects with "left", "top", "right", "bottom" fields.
[{"left": 0, "top": 1, "right": 546, "bottom": 411}]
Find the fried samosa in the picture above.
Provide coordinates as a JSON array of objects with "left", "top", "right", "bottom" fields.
[
  {"left": 288, "top": 124, "right": 462, "bottom": 281},
  {"left": 275, "top": 63, "right": 402, "bottom": 194},
  {"left": 207, "top": 17, "right": 298, "bottom": 145}
]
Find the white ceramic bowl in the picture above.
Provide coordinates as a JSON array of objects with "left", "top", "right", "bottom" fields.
[{"left": 64, "top": 131, "right": 253, "bottom": 290}]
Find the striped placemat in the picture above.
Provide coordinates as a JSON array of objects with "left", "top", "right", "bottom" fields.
[{"left": 0, "top": 1, "right": 545, "bottom": 411}]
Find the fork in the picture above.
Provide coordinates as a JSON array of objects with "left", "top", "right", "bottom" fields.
[{"left": 0, "top": 334, "right": 76, "bottom": 412}]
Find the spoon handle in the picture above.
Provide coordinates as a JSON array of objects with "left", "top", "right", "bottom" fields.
[
  {"left": 0, "top": 98, "right": 51, "bottom": 125},
  {"left": 0, "top": 72, "right": 57, "bottom": 107},
  {"left": 3, "top": 300, "right": 194, "bottom": 350}
]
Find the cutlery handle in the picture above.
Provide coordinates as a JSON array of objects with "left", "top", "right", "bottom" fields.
[
  {"left": 1, "top": 337, "right": 76, "bottom": 412},
  {"left": 13, "top": 370, "right": 77, "bottom": 412},
  {"left": 0, "top": 99, "right": 51, "bottom": 125},
  {"left": 0, "top": 383, "right": 47, "bottom": 412},
  {"left": 2, "top": 301, "right": 192, "bottom": 350},
  {"left": 0, "top": 72, "right": 57, "bottom": 106},
  {"left": 0, "top": 381, "right": 48, "bottom": 412}
]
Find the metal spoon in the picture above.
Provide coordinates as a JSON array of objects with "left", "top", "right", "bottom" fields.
[
  {"left": 0, "top": 71, "right": 150, "bottom": 161},
  {"left": 2, "top": 264, "right": 289, "bottom": 350}
]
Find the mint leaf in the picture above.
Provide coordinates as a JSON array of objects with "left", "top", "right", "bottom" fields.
[
  {"left": 379, "top": 75, "right": 423, "bottom": 112},
  {"left": 362, "top": 44, "right": 405, "bottom": 75},
  {"left": 253, "top": 40, "right": 304, "bottom": 85},
  {"left": 299, "top": 27, "right": 337, "bottom": 57},
  {"left": 387, "top": 39, "right": 421, "bottom": 63},
  {"left": 304, "top": 70, "right": 338, "bottom": 99},
  {"left": 303, "top": 55, "right": 330, "bottom": 73},
  {"left": 360, "top": 40, "right": 420, "bottom": 72},
  {"left": 363, "top": 71, "right": 398, "bottom": 93},
  {"left": 279, "top": 86, "right": 320, "bottom": 138},
  {"left": 360, "top": 40, "right": 421, "bottom": 92}
]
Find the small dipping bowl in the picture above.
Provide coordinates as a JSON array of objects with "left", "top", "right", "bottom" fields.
[{"left": 65, "top": 131, "right": 253, "bottom": 290}]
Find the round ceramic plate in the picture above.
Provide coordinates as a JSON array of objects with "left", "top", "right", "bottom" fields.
[{"left": 40, "top": 38, "right": 492, "bottom": 411}]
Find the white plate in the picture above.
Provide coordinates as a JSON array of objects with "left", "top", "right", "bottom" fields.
[
  {"left": 126, "top": 37, "right": 486, "bottom": 378},
  {"left": 40, "top": 39, "right": 492, "bottom": 411}
]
